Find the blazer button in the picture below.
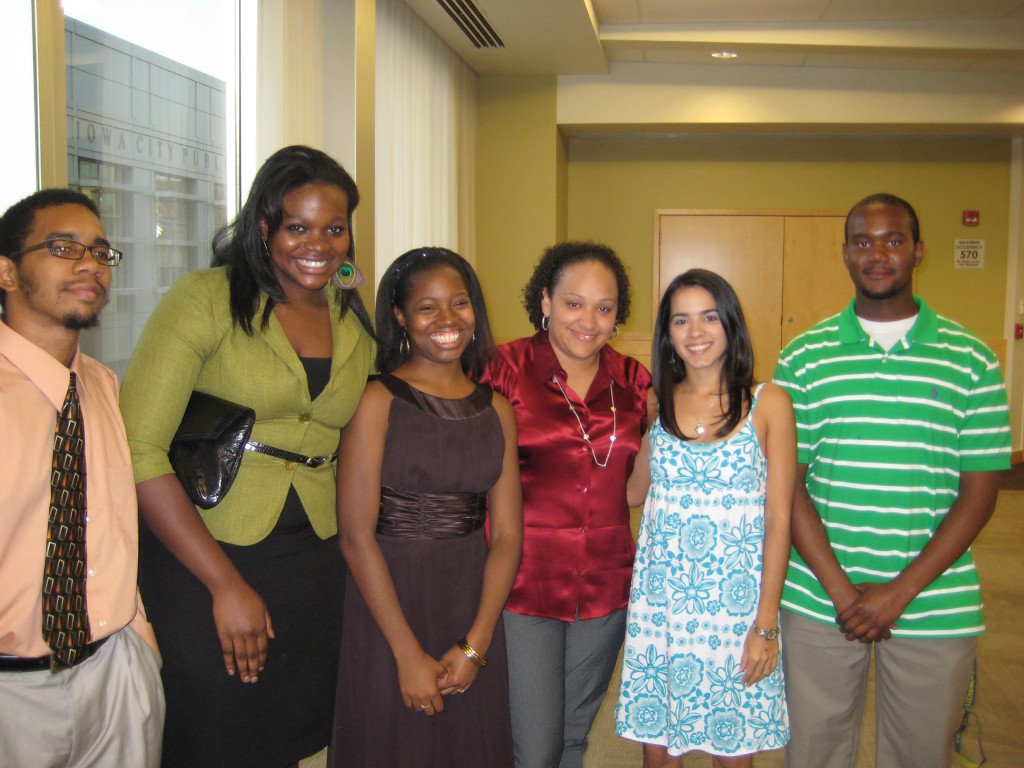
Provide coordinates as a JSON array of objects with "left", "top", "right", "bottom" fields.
[
  {"left": 299, "top": 412, "right": 312, "bottom": 423},
  {"left": 285, "top": 461, "right": 296, "bottom": 470}
]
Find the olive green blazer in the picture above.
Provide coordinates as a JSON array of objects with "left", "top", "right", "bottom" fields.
[{"left": 120, "top": 267, "right": 374, "bottom": 544}]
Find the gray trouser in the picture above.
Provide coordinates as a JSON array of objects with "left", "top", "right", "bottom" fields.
[
  {"left": 0, "top": 627, "right": 165, "bottom": 768},
  {"left": 504, "top": 608, "right": 627, "bottom": 768},
  {"left": 780, "top": 608, "right": 977, "bottom": 768}
]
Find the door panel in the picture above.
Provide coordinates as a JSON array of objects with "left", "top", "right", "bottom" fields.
[
  {"left": 658, "top": 215, "right": 784, "bottom": 383},
  {"left": 782, "top": 216, "right": 849, "bottom": 347},
  {"left": 658, "top": 211, "right": 848, "bottom": 383}
]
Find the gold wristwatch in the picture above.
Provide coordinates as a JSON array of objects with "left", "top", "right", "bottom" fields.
[{"left": 751, "top": 624, "right": 781, "bottom": 641}]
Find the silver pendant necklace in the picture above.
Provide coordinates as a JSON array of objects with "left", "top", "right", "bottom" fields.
[
  {"left": 552, "top": 375, "right": 617, "bottom": 468},
  {"left": 692, "top": 392, "right": 721, "bottom": 437}
]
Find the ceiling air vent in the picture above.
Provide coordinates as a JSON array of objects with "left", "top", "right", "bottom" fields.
[{"left": 435, "top": 0, "right": 504, "bottom": 49}]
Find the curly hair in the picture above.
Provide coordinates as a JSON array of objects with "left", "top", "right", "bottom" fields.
[
  {"left": 521, "top": 241, "right": 632, "bottom": 330},
  {"left": 653, "top": 269, "right": 754, "bottom": 441},
  {"left": 211, "top": 144, "right": 373, "bottom": 337},
  {"left": 375, "top": 247, "right": 494, "bottom": 380}
]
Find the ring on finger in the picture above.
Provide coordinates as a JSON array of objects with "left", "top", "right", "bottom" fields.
[{"left": 420, "top": 703, "right": 432, "bottom": 710}]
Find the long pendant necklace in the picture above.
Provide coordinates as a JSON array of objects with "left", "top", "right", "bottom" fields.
[{"left": 552, "top": 375, "right": 617, "bottom": 468}]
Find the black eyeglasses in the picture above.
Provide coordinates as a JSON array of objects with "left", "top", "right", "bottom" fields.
[{"left": 17, "top": 239, "right": 123, "bottom": 266}]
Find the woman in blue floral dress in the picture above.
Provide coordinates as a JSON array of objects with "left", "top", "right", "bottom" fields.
[{"left": 615, "top": 269, "right": 795, "bottom": 767}]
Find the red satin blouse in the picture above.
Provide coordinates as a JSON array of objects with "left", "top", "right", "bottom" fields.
[{"left": 483, "top": 333, "right": 651, "bottom": 621}]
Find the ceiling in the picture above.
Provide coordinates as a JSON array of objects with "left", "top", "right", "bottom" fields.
[{"left": 403, "top": 0, "right": 1024, "bottom": 76}]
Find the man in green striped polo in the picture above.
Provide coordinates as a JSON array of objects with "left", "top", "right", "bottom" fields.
[{"left": 773, "top": 193, "right": 1011, "bottom": 768}]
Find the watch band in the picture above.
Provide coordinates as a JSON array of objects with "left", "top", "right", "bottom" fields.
[{"left": 751, "top": 624, "right": 781, "bottom": 641}]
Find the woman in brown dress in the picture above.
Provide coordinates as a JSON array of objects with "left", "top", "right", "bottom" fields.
[{"left": 330, "top": 247, "right": 522, "bottom": 767}]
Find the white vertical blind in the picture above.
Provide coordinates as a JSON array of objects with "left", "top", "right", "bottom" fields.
[{"left": 375, "top": 0, "right": 477, "bottom": 282}]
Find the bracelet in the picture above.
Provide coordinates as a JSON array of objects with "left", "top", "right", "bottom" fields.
[
  {"left": 751, "top": 624, "right": 781, "bottom": 641},
  {"left": 457, "top": 637, "right": 488, "bottom": 668}
]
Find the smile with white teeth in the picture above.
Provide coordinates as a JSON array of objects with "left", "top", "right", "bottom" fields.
[
  {"left": 430, "top": 331, "right": 462, "bottom": 345},
  {"left": 687, "top": 342, "right": 713, "bottom": 352},
  {"left": 295, "top": 257, "right": 332, "bottom": 268}
]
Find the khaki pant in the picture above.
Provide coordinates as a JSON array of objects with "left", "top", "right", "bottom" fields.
[
  {"left": 0, "top": 627, "right": 165, "bottom": 768},
  {"left": 780, "top": 609, "right": 976, "bottom": 768}
]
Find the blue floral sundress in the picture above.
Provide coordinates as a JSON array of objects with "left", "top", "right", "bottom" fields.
[{"left": 614, "top": 385, "right": 789, "bottom": 757}]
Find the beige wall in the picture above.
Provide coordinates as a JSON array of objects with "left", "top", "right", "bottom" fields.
[
  {"left": 566, "top": 135, "right": 1012, "bottom": 338},
  {"left": 476, "top": 93, "right": 1012, "bottom": 343},
  {"left": 475, "top": 76, "right": 563, "bottom": 339}
]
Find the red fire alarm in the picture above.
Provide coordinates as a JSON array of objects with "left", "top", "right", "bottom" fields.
[{"left": 963, "top": 210, "right": 980, "bottom": 227}]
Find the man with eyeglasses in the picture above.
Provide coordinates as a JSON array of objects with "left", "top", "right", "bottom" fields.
[{"left": 0, "top": 189, "right": 164, "bottom": 767}]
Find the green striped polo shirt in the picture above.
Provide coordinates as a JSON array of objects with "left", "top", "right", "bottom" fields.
[{"left": 773, "top": 297, "right": 1010, "bottom": 638}]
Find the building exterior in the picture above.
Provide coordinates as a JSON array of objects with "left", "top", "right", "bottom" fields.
[{"left": 66, "top": 18, "right": 228, "bottom": 377}]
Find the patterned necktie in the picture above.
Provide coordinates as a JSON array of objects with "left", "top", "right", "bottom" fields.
[{"left": 42, "top": 371, "right": 90, "bottom": 669}]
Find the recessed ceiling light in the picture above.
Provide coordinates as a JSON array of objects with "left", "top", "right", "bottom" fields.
[{"left": 711, "top": 51, "right": 738, "bottom": 59}]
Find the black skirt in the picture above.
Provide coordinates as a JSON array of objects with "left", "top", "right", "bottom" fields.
[{"left": 139, "top": 487, "right": 346, "bottom": 768}]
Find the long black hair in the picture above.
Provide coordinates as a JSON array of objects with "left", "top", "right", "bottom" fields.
[
  {"left": 521, "top": 241, "right": 632, "bottom": 330},
  {"left": 212, "top": 144, "right": 373, "bottom": 336},
  {"left": 653, "top": 269, "right": 754, "bottom": 440},
  {"left": 375, "top": 247, "right": 494, "bottom": 380}
]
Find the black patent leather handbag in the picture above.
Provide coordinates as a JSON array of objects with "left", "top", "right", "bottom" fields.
[{"left": 168, "top": 391, "right": 255, "bottom": 509}]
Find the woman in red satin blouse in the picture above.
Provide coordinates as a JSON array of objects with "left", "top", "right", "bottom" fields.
[{"left": 483, "top": 242, "right": 652, "bottom": 768}]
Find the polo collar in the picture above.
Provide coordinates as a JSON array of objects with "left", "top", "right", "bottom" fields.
[{"left": 837, "top": 295, "right": 938, "bottom": 347}]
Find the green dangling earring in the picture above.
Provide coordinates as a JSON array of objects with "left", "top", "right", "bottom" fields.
[{"left": 331, "top": 258, "right": 367, "bottom": 290}]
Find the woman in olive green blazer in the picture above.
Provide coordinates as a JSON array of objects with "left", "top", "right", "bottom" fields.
[{"left": 120, "top": 146, "right": 375, "bottom": 768}]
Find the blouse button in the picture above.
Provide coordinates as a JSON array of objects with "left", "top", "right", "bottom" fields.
[
  {"left": 299, "top": 412, "right": 312, "bottom": 423},
  {"left": 285, "top": 461, "right": 296, "bottom": 471}
]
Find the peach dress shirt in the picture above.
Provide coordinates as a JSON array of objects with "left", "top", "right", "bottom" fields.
[{"left": 0, "top": 320, "right": 156, "bottom": 658}]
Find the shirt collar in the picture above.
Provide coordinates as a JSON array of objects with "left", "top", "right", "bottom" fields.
[
  {"left": 529, "top": 331, "right": 627, "bottom": 390},
  {"left": 0, "top": 320, "right": 80, "bottom": 410},
  {"left": 837, "top": 295, "right": 936, "bottom": 347}
]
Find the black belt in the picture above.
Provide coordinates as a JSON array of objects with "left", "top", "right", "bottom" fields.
[
  {"left": 244, "top": 441, "right": 336, "bottom": 468},
  {"left": 0, "top": 637, "right": 108, "bottom": 673}
]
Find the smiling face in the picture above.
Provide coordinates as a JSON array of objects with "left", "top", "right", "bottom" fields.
[
  {"left": 540, "top": 259, "right": 619, "bottom": 369},
  {"left": 261, "top": 182, "right": 350, "bottom": 303},
  {"left": 668, "top": 285, "right": 728, "bottom": 375},
  {"left": 0, "top": 203, "right": 111, "bottom": 337},
  {"left": 843, "top": 201, "right": 923, "bottom": 317},
  {"left": 394, "top": 265, "right": 476, "bottom": 368}
]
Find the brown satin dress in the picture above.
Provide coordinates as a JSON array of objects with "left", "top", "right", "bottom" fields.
[{"left": 330, "top": 373, "right": 513, "bottom": 768}]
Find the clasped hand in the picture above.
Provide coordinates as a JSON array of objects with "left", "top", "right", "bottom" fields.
[
  {"left": 835, "top": 582, "right": 904, "bottom": 643},
  {"left": 399, "top": 645, "right": 481, "bottom": 716}
]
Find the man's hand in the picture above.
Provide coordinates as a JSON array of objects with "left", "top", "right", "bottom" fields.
[{"left": 835, "top": 582, "right": 905, "bottom": 643}]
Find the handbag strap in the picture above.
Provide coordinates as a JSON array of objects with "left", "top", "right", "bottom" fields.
[{"left": 244, "top": 441, "right": 336, "bottom": 468}]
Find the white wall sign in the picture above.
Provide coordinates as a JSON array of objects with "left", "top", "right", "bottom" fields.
[{"left": 954, "top": 239, "right": 985, "bottom": 269}]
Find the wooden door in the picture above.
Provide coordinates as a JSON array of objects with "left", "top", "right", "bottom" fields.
[
  {"left": 781, "top": 216, "right": 850, "bottom": 347},
  {"left": 656, "top": 210, "right": 847, "bottom": 382}
]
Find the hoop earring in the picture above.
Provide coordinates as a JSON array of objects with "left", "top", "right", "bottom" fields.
[
  {"left": 399, "top": 330, "right": 410, "bottom": 356},
  {"left": 541, "top": 315, "right": 549, "bottom": 332},
  {"left": 611, "top": 325, "right": 620, "bottom": 341}
]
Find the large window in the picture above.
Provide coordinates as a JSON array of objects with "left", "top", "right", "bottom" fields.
[{"left": 63, "top": 1, "right": 236, "bottom": 377}]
